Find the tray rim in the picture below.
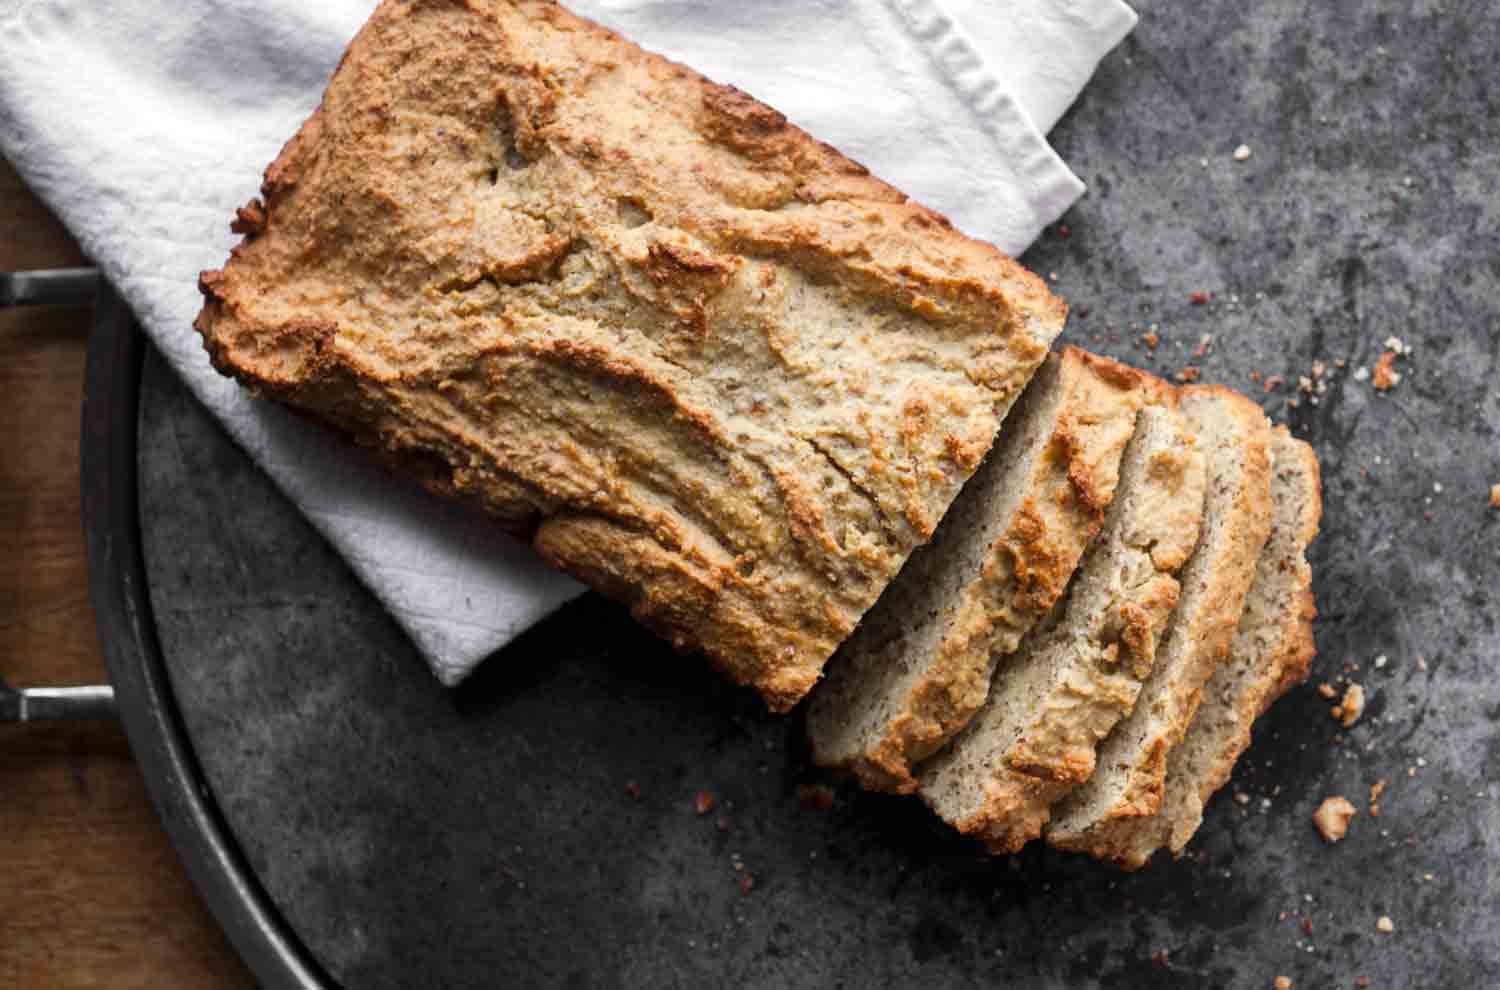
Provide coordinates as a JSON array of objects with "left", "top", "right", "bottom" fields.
[{"left": 81, "top": 281, "right": 332, "bottom": 990}]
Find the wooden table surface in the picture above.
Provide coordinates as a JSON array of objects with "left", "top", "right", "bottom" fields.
[{"left": 0, "top": 158, "right": 256, "bottom": 988}]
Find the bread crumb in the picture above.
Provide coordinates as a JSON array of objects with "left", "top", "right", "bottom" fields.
[
  {"left": 1318, "top": 682, "right": 1338, "bottom": 699},
  {"left": 1376, "top": 915, "right": 1395, "bottom": 934},
  {"left": 694, "top": 791, "right": 716, "bottom": 815},
  {"left": 1313, "top": 796, "right": 1357, "bottom": 842},
  {"left": 1373, "top": 654, "right": 1388, "bottom": 669},
  {"left": 1274, "top": 977, "right": 1293, "bottom": 990},
  {"left": 1356, "top": 977, "right": 1372, "bottom": 989},
  {"left": 1233, "top": 144, "right": 1252, "bottom": 161},
  {"left": 1234, "top": 791, "right": 1251, "bottom": 805},
  {"left": 1339, "top": 683, "right": 1366, "bottom": 728},
  {"left": 1383, "top": 335, "right": 1408, "bottom": 356},
  {"left": 1263, "top": 374, "right": 1285, "bottom": 392},
  {"left": 1142, "top": 331, "right": 1160, "bottom": 349},
  {"left": 1372, "top": 351, "right": 1401, "bottom": 390},
  {"left": 1192, "top": 333, "right": 1213, "bottom": 357},
  {"left": 1490, "top": 484, "right": 1500, "bottom": 509},
  {"left": 796, "top": 783, "right": 835, "bottom": 812},
  {"left": 1353, "top": 365, "right": 1370, "bottom": 382},
  {"left": 1369, "top": 779, "right": 1386, "bottom": 816},
  {"left": 1176, "top": 365, "right": 1202, "bottom": 383}
]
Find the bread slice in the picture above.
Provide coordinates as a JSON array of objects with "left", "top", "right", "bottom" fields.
[
  {"left": 1050, "top": 426, "right": 1319, "bottom": 868},
  {"left": 806, "top": 348, "right": 1167, "bottom": 792},
  {"left": 917, "top": 405, "right": 1206, "bottom": 853},
  {"left": 1045, "top": 387, "right": 1274, "bottom": 862},
  {"left": 192, "top": 0, "right": 1065, "bottom": 711},
  {"left": 1262, "top": 434, "right": 1322, "bottom": 705}
]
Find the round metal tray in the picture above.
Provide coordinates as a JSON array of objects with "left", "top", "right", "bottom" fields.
[
  {"left": 82, "top": 283, "right": 330, "bottom": 989},
  {"left": 77, "top": 0, "right": 1500, "bottom": 974}
]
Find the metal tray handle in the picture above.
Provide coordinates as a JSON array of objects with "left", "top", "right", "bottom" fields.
[{"left": 2, "top": 267, "right": 116, "bottom": 722}]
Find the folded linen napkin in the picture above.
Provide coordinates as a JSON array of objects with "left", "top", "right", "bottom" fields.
[{"left": 0, "top": 0, "right": 1134, "bottom": 685}]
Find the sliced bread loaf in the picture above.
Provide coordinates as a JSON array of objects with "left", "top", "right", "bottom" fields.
[
  {"left": 191, "top": 0, "right": 1065, "bottom": 712},
  {"left": 1050, "top": 426, "right": 1319, "bottom": 868},
  {"left": 916, "top": 405, "right": 1206, "bottom": 853},
  {"left": 806, "top": 348, "right": 1165, "bottom": 792},
  {"left": 1045, "top": 387, "right": 1274, "bottom": 862}
]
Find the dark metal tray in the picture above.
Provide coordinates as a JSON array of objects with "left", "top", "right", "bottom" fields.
[{"left": 84, "top": 2, "right": 1500, "bottom": 985}]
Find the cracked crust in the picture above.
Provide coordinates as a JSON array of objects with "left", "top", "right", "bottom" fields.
[
  {"left": 916, "top": 406, "right": 1206, "bottom": 853},
  {"left": 807, "top": 348, "right": 1172, "bottom": 792},
  {"left": 192, "top": 0, "right": 1065, "bottom": 710},
  {"left": 1045, "top": 386, "right": 1274, "bottom": 863}
]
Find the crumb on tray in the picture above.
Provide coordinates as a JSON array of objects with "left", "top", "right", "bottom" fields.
[
  {"left": 1338, "top": 683, "right": 1366, "bottom": 728},
  {"left": 1372, "top": 351, "right": 1401, "bottom": 391},
  {"left": 797, "top": 783, "right": 836, "bottom": 812},
  {"left": 1313, "top": 796, "right": 1357, "bottom": 843}
]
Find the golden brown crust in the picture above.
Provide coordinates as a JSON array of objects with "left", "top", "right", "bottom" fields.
[{"left": 193, "top": 0, "right": 1065, "bottom": 710}]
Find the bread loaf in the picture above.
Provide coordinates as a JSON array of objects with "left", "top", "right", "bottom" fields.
[
  {"left": 917, "top": 405, "right": 1206, "bottom": 853},
  {"left": 1045, "top": 387, "right": 1274, "bottom": 863},
  {"left": 193, "top": 0, "right": 1065, "bottom": 711},
  {"left": 806, "top": 348, "right": 1166, "bottom": 792}
]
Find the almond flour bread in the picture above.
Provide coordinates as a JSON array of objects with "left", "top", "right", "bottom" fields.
[
  {"left": 806, "top": 348, "right": 1169, "bottom": 793},
  {"left": 1078, "top": 426, "right": 1319, "bottom": 869},
  {"left": 917, "top": 405, "right": 1206, "bottom": 853},
  {"left": 193, "top": 0, "right": 1065, "bottom": 711},
  {"left": 1045, "top": 387, "right": 1274, "bottom": 862}
]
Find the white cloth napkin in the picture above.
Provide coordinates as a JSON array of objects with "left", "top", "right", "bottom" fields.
[{"left": 0, "top": 0, "right": 1134, "bottom": 685}]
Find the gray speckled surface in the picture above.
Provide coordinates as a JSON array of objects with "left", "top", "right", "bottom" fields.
[{"left": 138, "top": 1, "right": 1499, "bottom": 987}]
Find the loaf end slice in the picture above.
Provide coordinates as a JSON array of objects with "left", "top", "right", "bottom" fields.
[
  {"left": 1045, "top": 386, "right": 1274, "bottom": 863},
  {"left": 806, "top": 348, "right": 1167, "bottom": 791},
  {"left": 917, "top": 405, "right": 1206, "bottom": 853},
  {"left": 1164, "top": 427, "right": 1320, "bottom": 854},
  {"left": 192, "top": 0, "right": 1065, "bottom": 711}
]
